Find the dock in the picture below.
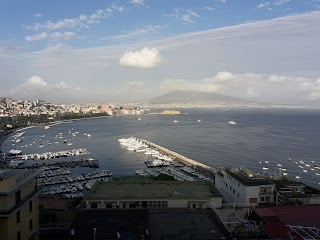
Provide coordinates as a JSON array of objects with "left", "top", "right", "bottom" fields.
[{"left": 140, "top": 139, "right": 217, "bottom": 174}]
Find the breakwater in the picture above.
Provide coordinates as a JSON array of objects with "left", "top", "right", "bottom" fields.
[{"left": 140, "top": 139, "right": 217, "bottom": 174}]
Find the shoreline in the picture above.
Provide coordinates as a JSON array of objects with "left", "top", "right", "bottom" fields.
[{"left": 0, "top": 115, "right": 109, "bottom": 154}]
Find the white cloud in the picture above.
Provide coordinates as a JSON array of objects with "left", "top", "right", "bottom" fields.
[
  {"left": 120, "top": 47, "right": 161, "bottom": 68},
  {"left": 24, "top": 76, "right": 48, "bottom": 87},
  {"left": 11, "top": 76, "right": 80, "bottom": 102},
  {"left": 205, "top": 6, "right": 215, "bottom": 11},
  {"left": 25, "top": 31, "right": 76, "bottom": 42},
  {"left": 160, "top": 72, "right": 320, "bottom": 104},
  {"left": 24, "top": 4, "right": 126, "bottom": 34},
  {"left": 257, "top": 2, "right": 271, "bottom": 8},
  {"left": 274, "top": 0, "right": 291, "bottom": 5},
  {"left": 130, "top": 0, "right": 147, "bottom": 6},
  {"left": 169, "top": 9, "right": 201, "bottom": 23},
  {"left": 50, "top": 31, "right": 76, "bottom": 41},
  {"left": 33, "top": 13, "right": 42, "bottom": 18},
  {"left": 25, "top": 32, "right": 48, "bottom": 41}
]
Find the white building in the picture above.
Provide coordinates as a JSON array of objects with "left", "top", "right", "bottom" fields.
[{"left": 215, "top": 167, "right": 275, "bottom": 206}]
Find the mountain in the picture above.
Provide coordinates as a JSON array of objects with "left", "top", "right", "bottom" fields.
[{"left": 147, "top": 91, "right": 256, "bottom": 106}]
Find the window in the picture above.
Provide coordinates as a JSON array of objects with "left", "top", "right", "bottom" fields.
[
  {"left": 15, "top": 190, "right": 21, "bottom": 205},
  {"left": 29, "top": 200, "right": 32, "bottom": 212},
  {"left": 233, "top": 189, "right": 235, "bottom": 194},
  {"left": 237, "top": 193, "right": 239, "bottom": 197},
  {"left": 261, "top": 197, "right": 265, "bottom": 202},
  {"left": 29, "top": 219, "right": 33, "bottom": 231},
  {"left": 17, "top": 231, "right": 21, "bottom": 240},
  {"left": 91, "top": 203, "right": 97, "bottom": 209},
  {"left": 16, "top": 211, "right": 20, "bottom": 224}
]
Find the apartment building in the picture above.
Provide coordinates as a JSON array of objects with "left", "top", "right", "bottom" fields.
[
  {"left": 0, "top": 169, "right": 42, "bottom": 240},
  {"left": 215, "top": 167, "right": 275, "bottom": 206}
]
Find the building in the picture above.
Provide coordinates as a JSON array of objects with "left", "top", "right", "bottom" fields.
[
  {"left": 70, "top": 208, "right": 232, "bottom": 240},
  {"left": 272, "top": 178, "right": 320, "bottom": 205},
  {"left": 215, "top": 167, "right": 275, "bottom": 206},
  {"left": 85, "top": 178, "right": 222, "bottom": 209},
  {"left": 0, "top": 169, "right": 42, "bottom": 240},
  {"left": 248, "top": 205, "right": 320, "bottom": 239}
]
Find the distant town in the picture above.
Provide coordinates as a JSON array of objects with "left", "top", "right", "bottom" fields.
[{"left": 0, "top": 96, "right": 148, "bottom": 130}]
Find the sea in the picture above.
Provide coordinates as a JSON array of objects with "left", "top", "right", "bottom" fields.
[{"left": 2, "top": 108, "right": 320, "bottom": 190}]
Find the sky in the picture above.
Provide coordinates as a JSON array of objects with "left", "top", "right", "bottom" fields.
[{"left": 1, "top": 0, "right": 320, "bottom": 106}]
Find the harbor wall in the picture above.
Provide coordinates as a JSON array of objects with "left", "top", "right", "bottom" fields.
[{"left": 140, "top": 139, "right": 216, "bottom": 173}]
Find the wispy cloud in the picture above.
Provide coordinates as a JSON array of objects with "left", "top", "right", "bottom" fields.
[
  {"left": 205, "top": 6, "right": 215, "bottom": 11},
  {"left": 24, "top": 3, "right": 126, "bottom": 41},
  {"left": 25, "top": 31, "right": 76, "bottom": 42},
  {"left": 257, "top": 2, "right": 271, "bottom": 8},
  {"left": 274, "top": 0, "right": 291, "bottom": 5},
  {"left": 102, "top": 25, "right": 161, "bottom": 41},
  {"left": 25, "top": 32, "right": 48, "bottom": 41},
  {"left": 33, "top": 13, "right": 42, "bottom": 18},
  {"left": 169, "top": 9, "right": 201, "bottom": 23},
  {"left": 130, "top": 0, "right": 148, "bottom": 7}
]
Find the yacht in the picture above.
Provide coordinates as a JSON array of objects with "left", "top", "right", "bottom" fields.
[
  {"left": 197, "top": 120, "right": 201, "bottom": 122},
  {"left": 138, "top": 117, "right": 142, "bottom": 120},
  {"left": 174, "top": 120, "right": 178, "bottom": 123},
  {"left": 228, "top": 121, "right": 237, "bottom": 125}
]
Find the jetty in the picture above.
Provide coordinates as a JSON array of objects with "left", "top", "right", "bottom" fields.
[{"left": 140, "top": 139, "right": 217, "bottom": 174}]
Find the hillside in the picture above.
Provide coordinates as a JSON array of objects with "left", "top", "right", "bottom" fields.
[{"left": 148, "top": 91, "right": 251, "bottom": 104}]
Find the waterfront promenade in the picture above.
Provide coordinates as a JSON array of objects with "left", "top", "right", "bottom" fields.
[{"left": 140, "top": 139, "right": 217, "bottom": 174}]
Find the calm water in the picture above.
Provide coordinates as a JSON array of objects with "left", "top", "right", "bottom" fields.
[{"left": 2, "top": 108, "right": 320, "bottom": 189}]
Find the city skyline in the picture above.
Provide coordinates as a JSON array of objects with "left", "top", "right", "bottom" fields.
[{"left": 1, "top": 0, "right": 320, "bottom": 106}]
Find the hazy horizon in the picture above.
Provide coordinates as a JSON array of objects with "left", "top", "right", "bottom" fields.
[{"left": 1, "top": 1, "right": 320, "bottom": 106}]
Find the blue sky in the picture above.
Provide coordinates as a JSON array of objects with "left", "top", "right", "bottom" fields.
[{"left": 1, "top": 0, "right": 320, "bottom": 105}]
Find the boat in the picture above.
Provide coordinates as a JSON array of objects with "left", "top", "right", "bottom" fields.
[
  {"left": 174, "top": 120, "right": 178, "bottom": 123},
  {"left": 138, "top": 118, "right": 141, "bottom": 120},
  {"left": 262, "top": 167, "right": 268, "bottom": 170},
  {"left": 44, "top": 126, "right": 51, "bottom": 129},
  {"left": 197, "top": 120, "right": 201, "bottom": 122},
  {"left": 228, "top": 121, "right": 237, "bottom": 125}
]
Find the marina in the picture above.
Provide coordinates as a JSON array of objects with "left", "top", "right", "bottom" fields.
[{"left": 119, "top": 137, "right": 216, "bottom": 182}]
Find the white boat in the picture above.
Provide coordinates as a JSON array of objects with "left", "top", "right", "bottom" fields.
[
  {"left": 262, "top": 167, "right": 268, "bottom": 170},
  {"left": 174, "top": 120, "right": 178, "bottom": 123},
  {"left": 87, "top": 134, "right": 91, "bottom": 137},
  {"left": 138, "top": 118, "right": 141, "bottom": 120},
  {"left": 197, "top": 120, "right": 201, "bottom": 122},
  {"left": 228, "top": 121, "right": 237, "bottom": 125},
  {"left": 44, "top": 126, "right": 51, "bottom": 129}
]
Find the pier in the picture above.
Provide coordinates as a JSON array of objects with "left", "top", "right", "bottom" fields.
[{"left": 140, "top": 139, "right": 217, "bottom": 174}]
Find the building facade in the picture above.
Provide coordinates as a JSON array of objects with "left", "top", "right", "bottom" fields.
[
  {"left": 85, "top": 179, "right": 222, "bottom": 210},
  {"left": 215, "top": 168, "right": 275, "bottom": 206},
  {"left": 0, "top": 169, "right": 42, "bottom": 240}
]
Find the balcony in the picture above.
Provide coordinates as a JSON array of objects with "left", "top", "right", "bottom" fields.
[
  {"left": 0, "top": 188, "right": 40, "bottom": 217},
  {"left": 259, "top": 191, "right": 273, "bottom": 195}
]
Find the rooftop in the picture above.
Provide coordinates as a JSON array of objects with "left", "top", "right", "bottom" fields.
[
  {"left": 254, "top": 205, "right": 320, "bottom": 228},
  {"left": 86, "top": 178, "right": 220, "bottom": 200},
  {"left": 0, "top": 168, "right": 42, "bottom": 193},
  {"left": 224, "top": 168, "right": 274, "bottom": 186},
  {"left": 70, "top": 209, "right": 232, "bottom": 240}
]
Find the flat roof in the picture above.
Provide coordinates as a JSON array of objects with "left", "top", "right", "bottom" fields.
[
  {"left": 254, "top": 205, "right": 320, "bottom": 228},
  {"left": 0, "top": 169, "right": 42, "bottom": 193},
  {"left": 86, "top": 178, "right": 220, "bottom": 200},
  {"left": 225, "top": 168, "right": 273, "bottom": 186},
  {"left": 70, "top": 209, "right": 232, "bottom": 240}
]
